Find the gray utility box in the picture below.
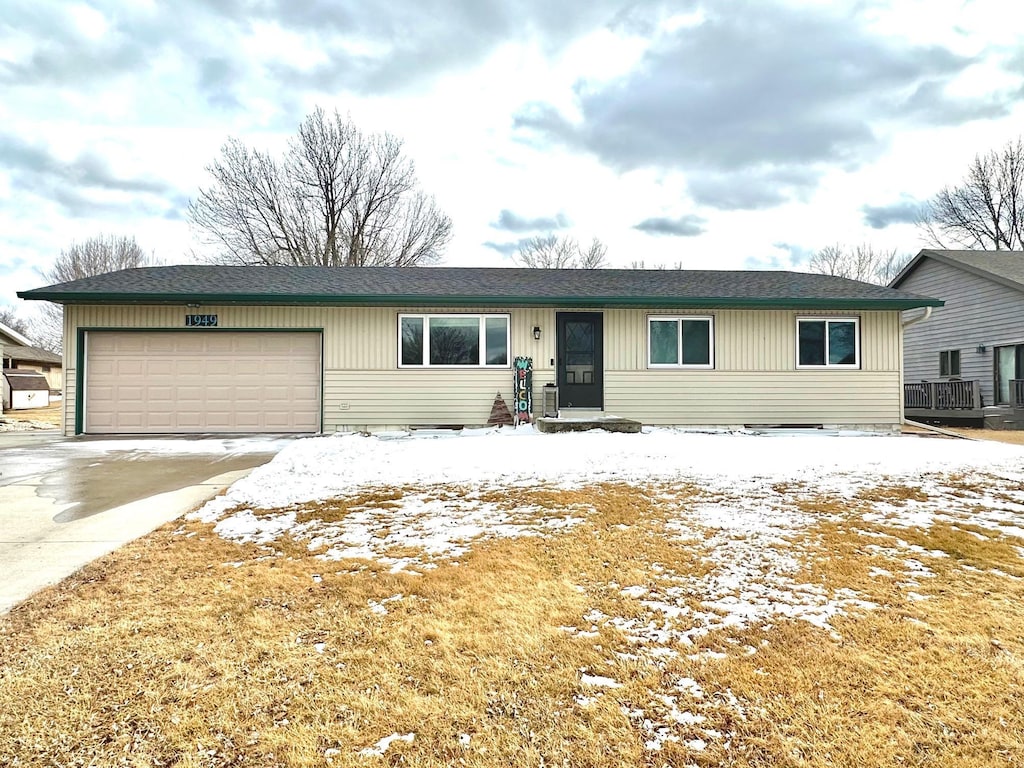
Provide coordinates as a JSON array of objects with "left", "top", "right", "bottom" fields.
[{"left": 542, "top": 384, "right": 558, "bottom": 418}]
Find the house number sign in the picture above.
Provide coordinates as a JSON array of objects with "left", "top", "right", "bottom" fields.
[{"left": 185, "top": 314, "right": 218, "bottom": 327}]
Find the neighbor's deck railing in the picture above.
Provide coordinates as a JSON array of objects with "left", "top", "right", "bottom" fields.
[
  {"left": 1012, "top": 379, "right": 1024, "bottom": 408},
  {"left": 904, "top": 380, "right": 982, "bottom": 410}
]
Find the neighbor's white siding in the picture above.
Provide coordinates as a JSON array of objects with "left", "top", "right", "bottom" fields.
[{"left": 63, "top": 304, "right": 903, "bottom": 434}]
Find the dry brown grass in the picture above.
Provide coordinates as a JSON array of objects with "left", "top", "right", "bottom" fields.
[
  {"left": 945, "top": 427, "right": 1024, "bottom": 446},
  {"left": 0, "top": 402, "right": 61, "bottom": 425},
  {"left": 2, "top": 482, "right": 1023, "bottom": 767}
]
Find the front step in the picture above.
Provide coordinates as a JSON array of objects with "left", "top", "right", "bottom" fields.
[{"left": 535, "top": 416, "right": 642, "bottom": 434}]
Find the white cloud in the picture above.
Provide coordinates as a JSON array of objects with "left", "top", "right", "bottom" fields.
[{"left": 2, "top": 0, "right": 1024, "bottom": 313}]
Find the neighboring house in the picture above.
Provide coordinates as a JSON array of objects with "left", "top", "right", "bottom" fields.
[
  {"left": 17, "top": 265, "right": 941, "bottom": 436},
  {"left": 0, "top": 320, "right": 63, "bottom": 393},
  {"left": 2, "top": 369, "right": 50, "bottom": 411},
  {"left": 892, "top": 249, "right": 1024, "bottom": 420}
]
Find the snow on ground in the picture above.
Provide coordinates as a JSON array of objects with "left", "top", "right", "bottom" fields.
[
  {"left": 196, "top": 427, "right": 1024, "bottom": 514},
  {"left": 64, "top": 436, "right": 299, "bottom": 455},
  {"left": 194, "top": 428, "right": 1024, "bottom": 581},
  {"left": 0, "top": 417, "right": 57, "bottom": 432},
  {"left": 189, "top": 427, "right": 1024, "bottom": 754}
]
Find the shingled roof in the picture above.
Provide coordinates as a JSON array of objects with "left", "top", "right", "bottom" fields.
[
  {"left": 18, "top": 265, "right": 942, "bottom": 310},
  {"left": 1, "top": 344, "right": 61, "bottom": 366},
  {"left": 2, "top": 370, "right": 50, "bottom": 391},
  {"left": 892, "top": 249, "right": 1024, "bottom": 292}
]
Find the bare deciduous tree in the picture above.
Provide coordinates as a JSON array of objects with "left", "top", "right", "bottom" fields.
[
  {"left": 628, "top": 259, "right": 685, "bottom": 269},
  {"left": 45, "top": 234, "right": 152, "bottom": 284},
  {"left": 34, "top": 234, "right": 154, "bottom": 352},
  {"left": 515, "top": 235, "right": 608, "bottom": 269},
  {"left": 0, "top": 306, "right": 32, "bottom": 340},
  {"left": 807, "top": 243, "right": 912, "bottom": 285},
  {"left": 921, "top": 137, "right": 1024, "bottom": 250},
  {"left": 189, "top": 108, "right": 453, "bottom": 267}
]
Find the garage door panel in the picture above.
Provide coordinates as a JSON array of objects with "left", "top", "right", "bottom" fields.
[
  {"left": 232, "top": 361, "right": 265, "bottom": 376},
  {"left": 147, "top": 360, "right": 175, "bottom": 377},
  {"left": 115, "top": 359, "right": 145, "bottom": 376},
  {"left": 84, "top": 331, "right": 321, "bottom": 434},
  {"left": 115, "top": 336, "right": 148, "bottom": 353},
  {"left": 175, "top": 360, "right": 206, "bottom": 376},
  {"left": 89, "top": 360, "right": 116, "bottom": 376}
]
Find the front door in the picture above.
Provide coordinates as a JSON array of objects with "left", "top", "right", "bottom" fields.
[{"left": 556, "top": 312, "right": 603, "bottom": 409}]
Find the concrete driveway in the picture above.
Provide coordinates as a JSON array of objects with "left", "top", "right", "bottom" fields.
[{"left": 0, "top": 431, "right": 294, "bottom": 614}]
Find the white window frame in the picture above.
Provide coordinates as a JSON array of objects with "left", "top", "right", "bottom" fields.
[
  {"left": 398, "top": 313, "right": 511, "bottom": 368},
  {"left": 795, "top": 317, "right": 861, "bottom": 369},
  {"left": 646, "top": 315, "right": 715, "bottom": 369}
]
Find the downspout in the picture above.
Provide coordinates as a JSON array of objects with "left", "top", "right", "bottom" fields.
[
  {"left": 901, "top": 306, "right": 932, "bottom": 328},
  {"left": 900, "top": 306, "right": 934, "bottom": 431}
]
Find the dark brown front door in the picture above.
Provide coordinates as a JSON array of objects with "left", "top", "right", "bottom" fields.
[{"left": 556, "top": 312, "right": 603, "bottom": 409}]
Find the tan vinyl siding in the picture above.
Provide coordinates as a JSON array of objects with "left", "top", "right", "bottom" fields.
[
  {"left": 325, "top": 369, "right": 555, "bottom": 431},
  {"left": 62, "top": 372, "right": 75, "bottom": 434},
  {"left": 605, "top": 371, "right": 900, "bottom": 425},
  {"left": 63, "top": 304, "right": 903, "bottom": 434}
]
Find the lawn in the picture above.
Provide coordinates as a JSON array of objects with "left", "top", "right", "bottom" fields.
[
  {"left": 2, "top": 429, "right": 1024, "bottom": 767},
  {"left": 0, "top": 402, "right": 61, "bottom": 430}
]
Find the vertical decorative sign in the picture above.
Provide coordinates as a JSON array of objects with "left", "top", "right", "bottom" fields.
[{"left": 513, "top": 356, "right": 533, "bottom": 425}]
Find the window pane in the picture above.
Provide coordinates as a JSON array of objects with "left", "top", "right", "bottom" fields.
[
  {"left": 951, "top": 350, "right": 960, "bottom": 376},
  {"left": 401, "top": 317, "right": 423, "bottom": 365},
  {"left": 485, "top": 317, "right": 508, "bottom": 365},
  {"left": 939, "top": 351, "right": 949, "bottom": 377},
  {"left": 429, "top": 317, "right": 480, "bottom": 365},
  {"left": 650, "top": 320, "right": 678, "bottom": 364},
  {"left": 997, "top": 346, "right": 1015, "bottom": 403},
  {"left": 798, "top": 321, "right": 825, "bottom": 365},
  {"left": 681, "top": 319, "right": 710, "bottom": 365},
  {"left": 828, "top": 321, "right": 856, "bottom": 365}
]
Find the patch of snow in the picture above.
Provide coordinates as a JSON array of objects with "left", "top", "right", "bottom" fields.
[
  {"left": 358, "top": 732, "right": 414, "bottom": 757},
  {"left": 989, "top": 568, "right": 1022, "bottom": 580},
  {"left": 581, "top": 673, "right": 623, "bottom": 688},
  {"left": 367, "top": 594, "right": 405, "bottom": 615}
]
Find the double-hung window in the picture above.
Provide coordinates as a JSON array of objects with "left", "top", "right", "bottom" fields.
[
  {"left": 796, "top": 318, "right": 860, "bottom": 368},
  {"left": 939, "top": 349, "right": 960, "bottom": 378},
  {"left": 648, "top": 316, "right": 714, "bottom": 368},
  {"left": 399, "top": 314, "right": 510, "bottom": 367}
]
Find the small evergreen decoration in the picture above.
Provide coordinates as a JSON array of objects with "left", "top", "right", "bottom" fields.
[{"left": 487, "top": 391, "right": 514, "bottom": 427}]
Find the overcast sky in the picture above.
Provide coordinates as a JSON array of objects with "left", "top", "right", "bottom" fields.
[{"left": 3, "top": 0, "right": 1023, "bottom": 308}]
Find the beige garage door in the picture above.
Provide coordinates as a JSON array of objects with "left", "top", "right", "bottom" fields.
[{"left": 84, "top": 331, "right": 321, "bottom": 434}]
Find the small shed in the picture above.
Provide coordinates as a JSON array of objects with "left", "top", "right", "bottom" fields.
[{"left": 2, "top": 370, "right": 50, "bottom": 411}]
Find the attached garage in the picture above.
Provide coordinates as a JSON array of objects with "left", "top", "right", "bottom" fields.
[{"left": 83, "top": 331, "right": 321, "bottom": 434}]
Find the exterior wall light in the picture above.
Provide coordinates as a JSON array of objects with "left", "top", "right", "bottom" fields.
[
  {"left": 533, "top": 326, "right": 542, "bottom": 340},
  {"left": 976, "top": 345, "right": 987, "bottom": 353}
]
